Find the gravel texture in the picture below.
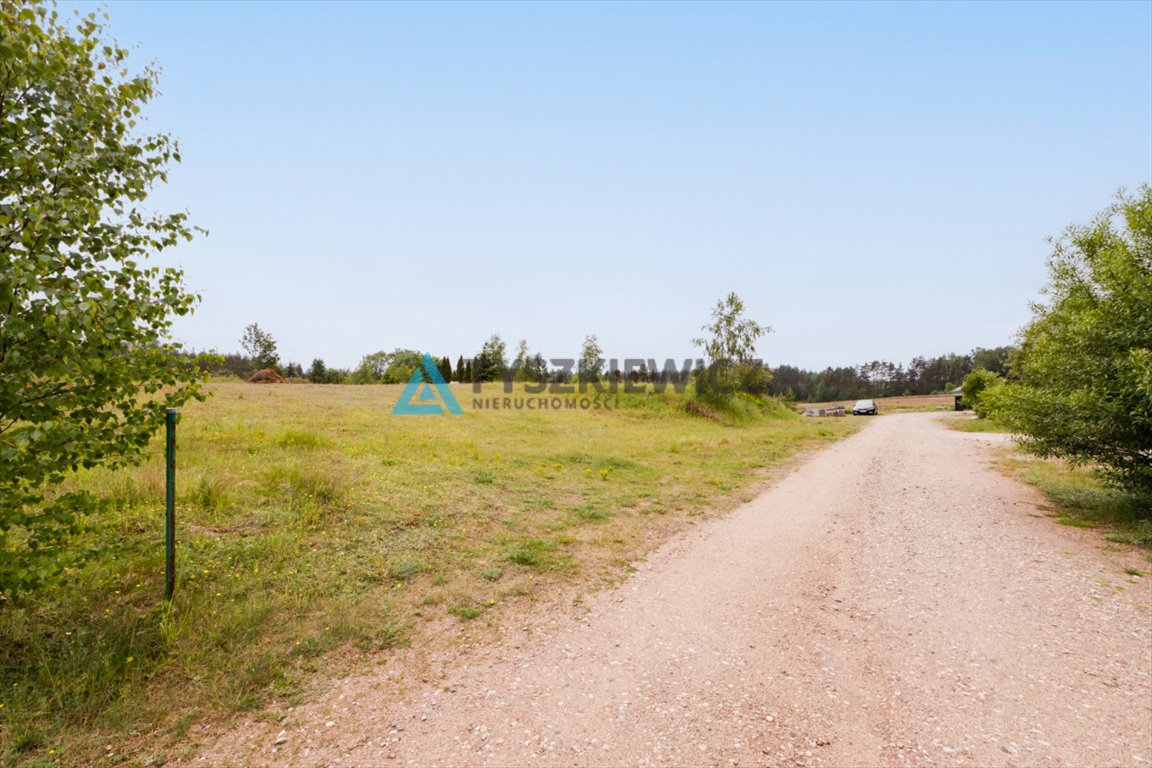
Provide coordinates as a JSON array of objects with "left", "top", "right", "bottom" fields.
[{"left": 191, "top": 413, "right": 1152, "bottom": 767}]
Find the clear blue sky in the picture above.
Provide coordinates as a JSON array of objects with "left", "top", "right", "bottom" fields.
[{"left": 94, "top": 0, "right": 1151, "bottom": 371}]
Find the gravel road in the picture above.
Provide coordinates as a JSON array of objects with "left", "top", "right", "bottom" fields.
[{"left": 195, "top": 413, "right": 1152, "bottom": 767}]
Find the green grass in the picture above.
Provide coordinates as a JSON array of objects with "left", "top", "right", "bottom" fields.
[
  {"left": 996, "top": 454, "right": 1152, "bottom": 551},
  {"left": 0, "top": 382, "right": 859, "bottom": 766},
  {"left": 948, "top": 416, "right": 1011, "bottom": 433}
]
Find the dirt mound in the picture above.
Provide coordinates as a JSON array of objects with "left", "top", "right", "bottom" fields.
[{"left": 247, "top": 368, "right": 283, "bottom": 383}]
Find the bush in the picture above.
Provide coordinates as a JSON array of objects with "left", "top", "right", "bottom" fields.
[
  {"left": 961, "top": 368, "right": 1000, "bottom": 417},
  {"left": 988, "top": 186, "right": 1152, "bottom": 496}
]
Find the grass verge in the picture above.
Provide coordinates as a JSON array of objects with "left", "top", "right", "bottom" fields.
[
  {"left": 994, "top": 455, "right": 1151, "bottom": 554},
  {"left": 1, "top": 382, "right": 859, "bottom": 767},
  {"left": 946, "top": 417, "right": 1150, "bottom": 556},
  {"left": 948, "top": 416, "right": 1012, "bottom": 433}
]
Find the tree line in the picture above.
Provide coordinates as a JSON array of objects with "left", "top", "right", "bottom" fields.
[
  {"left": 767, "top": 346, "right": 1014, "bottom": 402},
  {"left": 203, "top": 326, "right": 1011, "bottom": 400}
]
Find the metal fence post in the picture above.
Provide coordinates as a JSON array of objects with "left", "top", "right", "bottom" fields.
[{"left": 165, "top": 408, "right": 177, "bottom": 600}]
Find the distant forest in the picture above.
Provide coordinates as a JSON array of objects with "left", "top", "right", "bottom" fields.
[
  {"left": 765, "top": 346, "right": 1013, "bottom": 402},
  {"left": 192, "top": 333, "right": 1013, "bottom": 404}
]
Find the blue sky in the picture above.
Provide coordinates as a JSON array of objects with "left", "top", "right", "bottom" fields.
[{"left": 94, "top": 1, "right": 1151, "bottom": 371}]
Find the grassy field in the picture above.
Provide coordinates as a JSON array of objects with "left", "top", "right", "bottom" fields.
[
  {"left": 946, "top": 418, "right": 1152, "bottom": 558},
  {"left": 0, "top": 382, "right": 859, "bottom": 767}
]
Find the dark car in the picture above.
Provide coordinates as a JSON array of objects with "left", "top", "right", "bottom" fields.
[{"left": 852, "top": 399, "right": 878, "bottom": 415}]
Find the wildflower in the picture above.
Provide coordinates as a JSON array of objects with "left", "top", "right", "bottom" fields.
[{"left": 126, "top": 656, "right": 134, "bottom": 664}]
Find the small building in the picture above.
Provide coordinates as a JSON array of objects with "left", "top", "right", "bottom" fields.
[{"left": 948, "top": 385, "right": 965, "bottom": 411}]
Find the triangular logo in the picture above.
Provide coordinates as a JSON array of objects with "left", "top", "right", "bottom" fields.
[{"left": 393, "top": 354, "right": 464, "bottom": 415}]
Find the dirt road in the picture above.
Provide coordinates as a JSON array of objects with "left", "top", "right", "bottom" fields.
[{"left": 197, "top": 413, "right": 1152, "bottom": 767}]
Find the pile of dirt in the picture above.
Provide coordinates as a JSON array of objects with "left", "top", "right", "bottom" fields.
[{"left": 247, "top": 368, "right": 283, "bottom": 383}]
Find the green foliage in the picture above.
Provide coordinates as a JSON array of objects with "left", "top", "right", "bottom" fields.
[
  {"left": 693, "top": 292, "right": 771, "bottom": 365},
  {"left": 988, "top": 187, "right": 1152, "bottom": 496},
  {"left": 961, "top": 367, "right": 1001, "bottom": 417},
  {"left": 350, "top": 350, "right": 388, "bottom": 383},
  {"left": 770, "top": 347, "right": 1016, "bottom": 402},
  {"left": 0, "top": 1, "right": 204, "bottom": 598},
  {"left": 512, "top": 339, "right": 530, "bottom": 381},
  {"left": 240, "top": 323, "right": 279, "bottom": 371},
  {"left": 349, "top": 348, "right": 423, "bottom": 384},
  {"left": 511, "top": 339, "right": 548, "bottom": 383},
  {"left": 472, "top": 334, "right": 508, "bottom": 382},
  {"left": 305, "top": 358, "right": 345, "bottom": 384},
  {"left": 381, "top": 349, "right": 423, "bottom": 385},
  {"left": 578, "top": 334, "right": 604, "bottom": 383},
  {"left": 692, "top": 293, "right": 773, "bottom": 400},
  {"left": 971, "top": 346, "right": 1014, "bottom": 376}
]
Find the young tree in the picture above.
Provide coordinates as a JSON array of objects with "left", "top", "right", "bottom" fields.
[
  {"left": 512, "top": 338, "right": 531, "bottom": 382},
  {"left": 308, "top": 358, "right": 328, "bottom": 383},
  {"left": 472, "top": 334, "right": 508, "bottom": 382},
  {"left": 0, "top": 2, "right": 205, "bottom": 596},
  {"left": 693, "top": 292, "right": 771, "bottom": 365},
  {"left": 692, "top": 292, "right": 773, "bottom": 398},
  {"left": 528, "top": 352, "right": 549, "bottom": 383},
  {"left": 350, "top": 351, "right": 390, "bottom": 383},
  {"left": 241, "top": 323, "right": 279, "bottom": 371},
  {"left": 988, "top": 187, "right": 1152, "bottom": 495},
  {"left": 511, "top": 339, "right": 548, "bottom": 383},
  {"left": 578, "top": 335, "right": 604, "bottom": 383}
]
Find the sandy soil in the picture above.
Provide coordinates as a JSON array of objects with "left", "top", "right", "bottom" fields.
[{"left": 190, "top": 413, "right": 1152, "bottom": 767}]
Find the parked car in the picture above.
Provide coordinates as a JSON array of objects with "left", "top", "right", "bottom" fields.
[{"left": 852, "top": 399, "right": 878, "bottom": 415}]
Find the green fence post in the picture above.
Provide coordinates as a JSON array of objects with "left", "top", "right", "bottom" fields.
[{"left": 165, "top": 408, "right": 177, "bottom": 600}]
